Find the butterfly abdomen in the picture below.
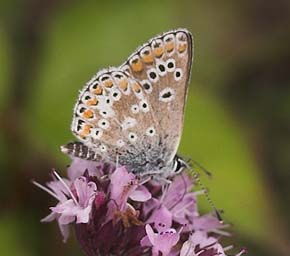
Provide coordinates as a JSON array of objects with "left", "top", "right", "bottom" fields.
[{"left": 61, "top": 142, "right": 100, "bottom": 161}]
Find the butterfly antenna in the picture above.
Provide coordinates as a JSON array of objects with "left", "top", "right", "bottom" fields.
[
  {"left": 190, "top": 168, "right": 223, "bottom": 222},
  {"left": 190, "top": 159, "right": 212, "bottom": 178}
]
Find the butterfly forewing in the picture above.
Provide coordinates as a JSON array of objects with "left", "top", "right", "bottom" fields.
[
  {"left": 122, "top": 29, "right": 193, "bottom": 162},
  {"left": 65, "top": 29, "right": 193, "bottom": 175}
]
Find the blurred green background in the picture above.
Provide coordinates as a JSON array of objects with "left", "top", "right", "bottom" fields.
[{"left": 1, "top": 0, "right": 290, "bottom": 255}]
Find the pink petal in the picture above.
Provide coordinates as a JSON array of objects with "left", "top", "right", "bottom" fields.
[
  {"left": 143, "top": 198, "right": 160, "bottom": 217},
  {"left": 68, "top": 157, "right": 101, "bottom": 180},
  {"left": 51, "top": 199, "right": 76, "bottom": 214},
  {"left": 58, "top": 214, "right": 75, "bottom": 225},
  {"left": 192, "top": 214, "right": 223, "bottom": 231},
  {"left": 129, "top": 185, "right": 151, "bottom": 202},
  {"left": 75, "top": 201, "right": 93, "bottom": 223},
  {"left": 74, "top": 177, "right": 97, "bottom": 207},
  {"left": 110, "top": 166, "right": 137, "bottom": 208},
  {"left": 154, "top": 228, "right": 179, "bottom": 255},
  {"left": 143, "top": 224, "right": 180, "bottom": 256},
  {"left": 47, "top": 180, "right": 71, "bottom": 202},
  {"left": 180, "top": 240, "right": 194, "bottom": 256},
  {"left": 140, "top": 234, "right": 151, "bottom": 247},
  {"left": 147, "top": 205, "right": 172, "bottom": 232},
  {"left": 145, "top": 224, "right": 156, "bottom": 245},
  {"left": 58, "top": 223, "right": 70, "bottom": 243},
  {"left": 41, "top": 212, "right": 57, "bottom": 222},
  {"left": 190, "top": 230, "right": 217, "bottom": 246}
]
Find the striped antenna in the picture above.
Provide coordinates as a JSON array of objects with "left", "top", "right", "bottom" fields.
[{"left": 189, "top": 166, "right": 223, "bottom": 222}]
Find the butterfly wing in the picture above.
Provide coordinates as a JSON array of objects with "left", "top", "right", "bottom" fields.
[
  {"left": 62, "top": 29, "right": 193, "bottom": 174},
  {"left": 121, "top": 29, "right": 193, "bottom": 163}
]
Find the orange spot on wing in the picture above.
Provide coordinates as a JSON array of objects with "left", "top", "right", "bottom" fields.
[
  {"left": 153, "top": 47, "right": 163, "bottom": 57},
  {"left": 165, "top": 41, "right": 174, "bottom": 52},
  {"left": 178, "top": 43, "right": 187, "bottom": 53},
  {"left": 94, "top": 85, "right": 103, "bottom": 95},
  {"left": 87, "top": 98, "right": 98, "bottom": 106},
  {"left": 131, "top": 59, "right": 143, "bottom": 72},
  {"left": 83, "top": 109, "right": 94, "bottom": 119},
  {"left": 104, "top": 79, "right": 113, "bottom": 88},
  {"left": 132, "top": 82, "right": 142, "bottom": 93},
  {"left": 142, "top": 53, "right": 154, "bottom": 64},
  {"left": 119, "top": 78, "right": 128, "bottom": 91},
  {"left": 80, "top": 124, "right": 92, "bottom": 137}
]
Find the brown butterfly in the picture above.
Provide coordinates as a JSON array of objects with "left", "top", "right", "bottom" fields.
[{"left": 62, "top": 29, "right": 193, "bottom": 178}]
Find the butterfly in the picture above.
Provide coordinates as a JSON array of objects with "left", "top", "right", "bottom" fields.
[{"left": 61, "top": 29, "right": 193, "bottom": 178}]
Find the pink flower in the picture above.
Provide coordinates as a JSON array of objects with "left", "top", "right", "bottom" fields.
[
  {"left": 180, "top": 231, "right": 226, "bottom": 256},
  {"left": 106, "top": 166, "right": 151, "bottom": 221},
  {"left": 34, "top": 158, "right": 245, "bottom": 255},
  {"left": 34, "top": 172, "right": 99, "bottom": 241},
  {"left": 162, "top": 173, "right": 198, "bottom": 225},
  {"left": 67, "top": 158, "right": 114, "bottom": 180},
  {"left": 35, "top": 178, "right": 72, "bottom": 241},
  {"left": 141, "top": 205, "right": 180, "bottom": 255},
  {"left": 180, "top": 231, "right": 246, "bottom": 256},
  {"left": 141, "top": 224, "right": 180, "bottom": 256},
  {"left": 51, "top": 176, "right": 97, "bottom": 224}
]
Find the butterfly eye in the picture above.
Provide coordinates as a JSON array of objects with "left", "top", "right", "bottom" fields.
[{"left": 174, "top": 68, "right": 183, "bottom": 81}]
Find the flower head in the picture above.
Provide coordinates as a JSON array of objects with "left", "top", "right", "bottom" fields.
[
  {"left": 180, "top": 231, "right": 226, "bottom": 256},
  {"left": 106, "top": 166, "right": 151, "bottom": 222},
  {"left": 51, "top": 176, "right": 97, "bottom": 224},
  {"left": 34, "top": 158, "right": 245, "bottom": 255},
  {"left": 141, "top": 224, "right": 180, "bottom": 256}
]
